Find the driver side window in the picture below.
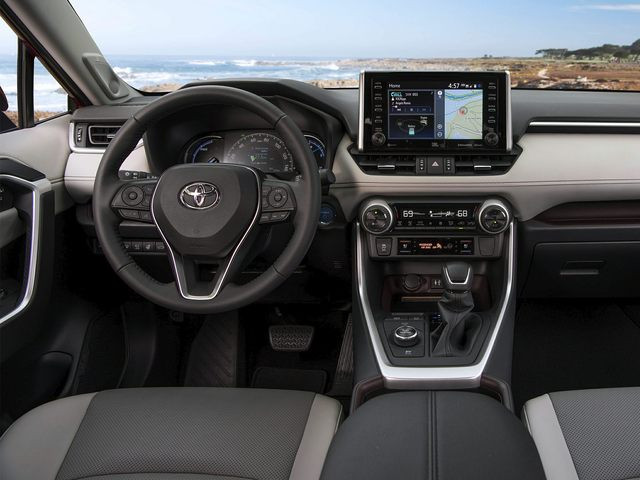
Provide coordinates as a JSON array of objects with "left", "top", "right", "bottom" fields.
[
  {"left": 0, "top": 19, "right": 17, "bottom": 133},
  {"left": 0, "top": 17, "right": 70, "bottom": 133}
]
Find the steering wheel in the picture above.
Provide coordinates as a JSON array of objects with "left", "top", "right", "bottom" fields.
[{"left": 93, "top": 86, "right": 321, "bottom": 313}]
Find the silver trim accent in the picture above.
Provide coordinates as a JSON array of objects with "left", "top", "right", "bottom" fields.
[
  {"left": 359, "top": 198, "right": 395, "bottom": 235},
  {"left": 478, "top": 199, "right": 511, "bottom": 235},
  {"left": 150, "top": 165, "right": 262, "bottom": 301},
  {"left": 505, "top": 70, "right": 513, "bottom": 151},
  {"left": 357, "top": 71, "right": 366, "bottom": 151},
  {"left": 0, "top": 175, "right": 51, "bottom": 326},
  {"left": 443, "top": 266, "right": 472, "bottom": 288},
  {"left": 528, "top": 121, "right": 640, "bottom": 128},
  {"left": 356, "top": 221, "right": 515, "bottom": 389},
  {"left": 68, "top": 123, "right": 143, "bottom": 154}
]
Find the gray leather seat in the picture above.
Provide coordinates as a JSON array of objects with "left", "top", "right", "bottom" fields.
[
  {"left": 0, "top": 387, "right": 342, "bottom": 480},
  {"left": 321, "top": 391, "right": 546, "bottom": 480},
  {"left": 523, "top": 387, "right": 640, "bottom": 480}
]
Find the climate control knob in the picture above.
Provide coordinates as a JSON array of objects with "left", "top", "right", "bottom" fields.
[
  {"left": 360, "top": 200, "right": 395, "bottom": 235},
  {"left": 479, "top": 199, "right": 511, "bottom": 234}
]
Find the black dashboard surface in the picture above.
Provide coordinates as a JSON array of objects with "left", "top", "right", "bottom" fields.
[{"left": 71, "top": 79, "right": 640, "bottom": 142}]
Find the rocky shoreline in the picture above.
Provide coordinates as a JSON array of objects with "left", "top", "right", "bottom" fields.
[
  {"left": 3, "top": 58, "right": 638, "bottom": 122},
  {"left": 138, "top": 58, "right": 640, "bottom": 92}
]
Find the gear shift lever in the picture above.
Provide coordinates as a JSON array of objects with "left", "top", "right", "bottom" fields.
[{"left": 432, "top": 262, "right": 482, "bottom": 357}]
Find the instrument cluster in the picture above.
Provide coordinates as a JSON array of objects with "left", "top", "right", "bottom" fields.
[{"left": 183, "top": 130, "right": 327, "bottom": 174}]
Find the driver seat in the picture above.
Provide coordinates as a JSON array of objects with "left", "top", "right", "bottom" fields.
[{"left": 0, "top": 387, "right": 342, "bottom": 480}]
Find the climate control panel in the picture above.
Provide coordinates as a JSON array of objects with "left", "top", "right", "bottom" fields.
[{"left": 360, "top": 198, "right": 511, "bottom": 259}]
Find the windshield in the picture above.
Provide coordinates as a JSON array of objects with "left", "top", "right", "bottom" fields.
[{"left": 71, "top": 1, "right": 639, "bottom": 94}]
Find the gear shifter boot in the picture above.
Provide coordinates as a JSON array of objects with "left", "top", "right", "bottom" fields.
[{"left": 431, "top": 262, "right": 482, "bottom": 357}]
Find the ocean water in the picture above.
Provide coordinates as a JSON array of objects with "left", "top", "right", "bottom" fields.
[{"left": 0, "top": 54, "right": 361, "bottom": 112}]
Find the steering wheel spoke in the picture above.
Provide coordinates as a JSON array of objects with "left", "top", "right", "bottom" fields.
[
  {"left": 166, "top": 227, "right": 259, "bottom": 300},
  {"left": 260, "top": 179, "right": 297, "bottom": 225},
  {"left": 111, "top": 178, "right": 158, "bottom": 223}
]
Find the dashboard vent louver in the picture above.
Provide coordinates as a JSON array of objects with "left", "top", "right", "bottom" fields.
[
  {"left": 88, "top": 125, "right": 122, "bottom": 146},
  {"left": 453, "top": 157, "right": 514, "bottom": 175},
  {"left": 354, "top": 155, "right": 420, "bottom": 175},
  {"left": 351, "top": 147, "right": 520, "bottom": 176}
]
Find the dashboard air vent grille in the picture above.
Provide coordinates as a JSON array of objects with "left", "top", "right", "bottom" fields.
[
  {"left": 88, "top": 125, "right": 121, "bottom": 146},
  {"left": 350, "top": 146, "right": 521, "bottom": 176}
]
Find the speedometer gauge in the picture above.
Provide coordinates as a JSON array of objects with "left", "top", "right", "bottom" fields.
[{"left": 226, "top": 133, "right": 294, "bottom": 173}]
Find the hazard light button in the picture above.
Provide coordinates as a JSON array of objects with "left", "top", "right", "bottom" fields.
[{"left": 427, "top": 156, "right": 444, "bottom": 175}]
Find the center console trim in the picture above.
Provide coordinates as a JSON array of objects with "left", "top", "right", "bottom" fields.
[{"left": 355, "top": 221, "right": 515, "bottom": 389}]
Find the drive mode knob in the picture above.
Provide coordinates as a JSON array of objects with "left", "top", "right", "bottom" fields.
[
  {"left": 394, "top": 325, "right": 419, "bottom": 347},
  {"left": 360, "top": 200, "right": 394, "bottom": 235}
]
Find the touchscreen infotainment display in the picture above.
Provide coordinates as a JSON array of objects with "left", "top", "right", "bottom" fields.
[{"left": 359, "top": 71, "right": 511, "bottom": 152}]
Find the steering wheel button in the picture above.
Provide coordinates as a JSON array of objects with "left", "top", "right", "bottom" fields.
[
  {"left": 268, "top": 188, "right": 288, "bottom": 208},
  {"left": 270, "top": 211, "right": 289, "bottom": 222},
  {"left": 260, "top": 212, "right": 272, "bottom": 223},
  {"left": 122, "top": 186, "right": 144, "bottom": 206},
  {"left": 119, "top": 209, "right": 140, "bottom": 220}
]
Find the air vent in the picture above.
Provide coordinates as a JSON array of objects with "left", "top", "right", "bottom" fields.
[
  {"left": 453, "top": 156, "right": 515, "bottom": 175},
  {"left": 350, "top": 146, "right": 521, "bottom": 176},
  {"left": 88, "top": 125, "right": 121, "bottom": 146},
  {"left": 353, "top": 155, "right": 421, "bottom": 175}
]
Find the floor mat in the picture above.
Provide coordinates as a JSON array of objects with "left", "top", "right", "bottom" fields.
[
  {"left": 251, "top": 367, "right": 327, "bottom": 393},
  {"left": 512, "top": 300, "right": 640, "bottom": 414}
]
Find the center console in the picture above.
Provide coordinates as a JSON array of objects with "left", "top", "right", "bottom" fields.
[{"left": 352, "top": 71, "right": 517, "bottom": 394}]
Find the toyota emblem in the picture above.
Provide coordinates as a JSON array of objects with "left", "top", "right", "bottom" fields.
[{"left": 179, "top": 182, "right": 220, "bottom": 210}]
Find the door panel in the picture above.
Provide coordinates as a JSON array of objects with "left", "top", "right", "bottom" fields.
[{"left": 0, "top": 159, "right": 55, "bottom": 361}]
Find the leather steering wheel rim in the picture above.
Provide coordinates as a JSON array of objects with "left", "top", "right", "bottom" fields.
[{"left": 93, "top": 85, "right": 321, "bottom": 314}]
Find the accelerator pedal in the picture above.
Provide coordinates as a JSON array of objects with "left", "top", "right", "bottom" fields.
[{"left": 268, "top": 325, "right": 314, "bottom": 352}]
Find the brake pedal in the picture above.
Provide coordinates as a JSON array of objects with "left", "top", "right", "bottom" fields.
[{"left": 269, "top": 325, "right": 314, "bottom": 352}]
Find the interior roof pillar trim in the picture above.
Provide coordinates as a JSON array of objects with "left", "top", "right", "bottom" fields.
[
  {"left": 355, "top": 221, "right": 515, "bottom": 389},
  {"left": 0, "top": 174, "right": 51, "bottom": 327}
]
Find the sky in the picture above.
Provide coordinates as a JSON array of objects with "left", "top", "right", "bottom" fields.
[{"left": 1, "top": 0, "right": 640, "bottom": 57}]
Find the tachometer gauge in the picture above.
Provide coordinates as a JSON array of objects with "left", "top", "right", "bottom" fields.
[
  {"left": 226, "top": 132, "right": 294, "bottom": 173},
  {"left": 305, "top": 135, "right": 327, "bottom": 168},
  {"left": 184, "top": 135, "right": 223, "bottom": 164}
]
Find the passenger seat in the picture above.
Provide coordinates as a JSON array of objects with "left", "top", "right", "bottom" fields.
[{"left": 523, "top": 387, "right": 640, "bottom": 480}]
